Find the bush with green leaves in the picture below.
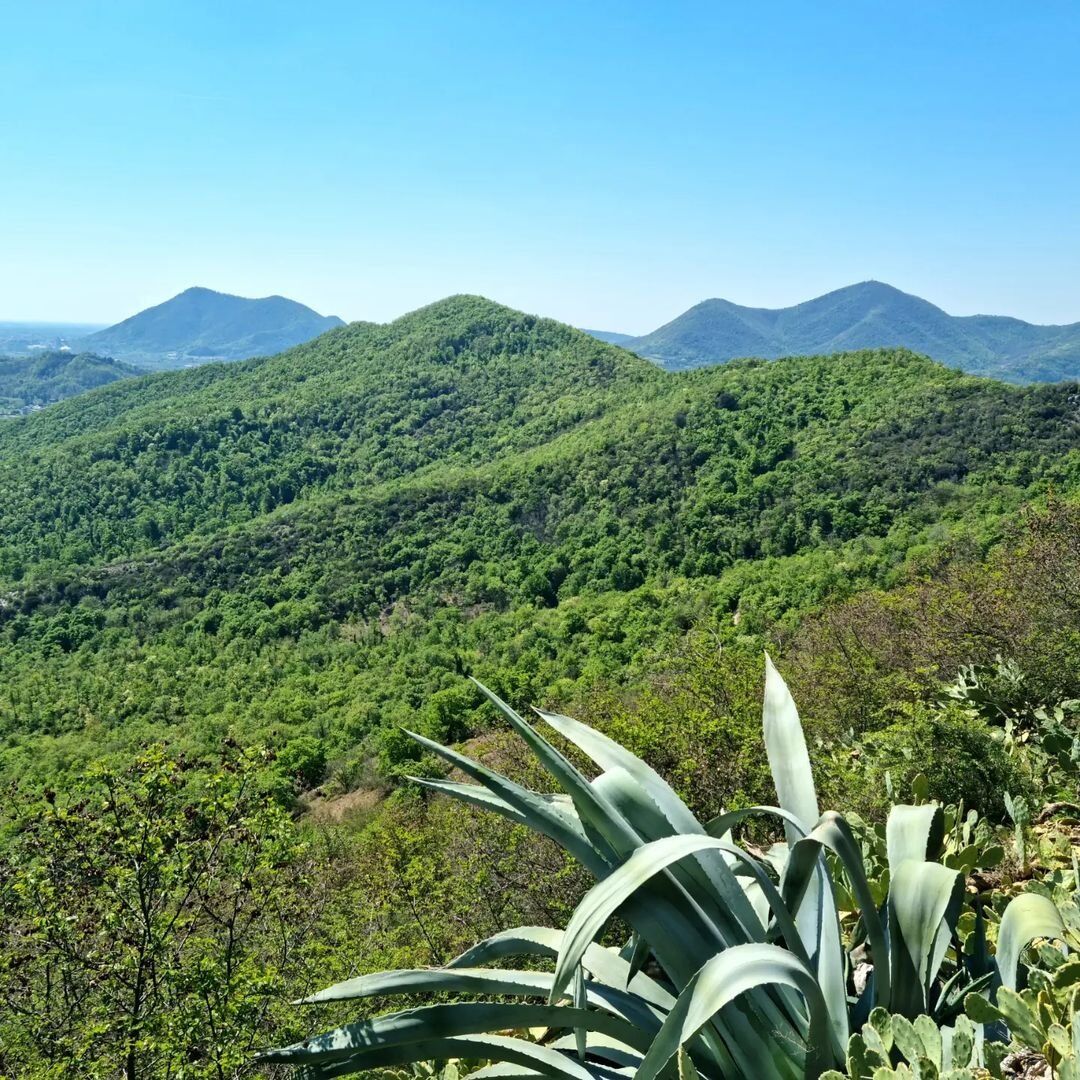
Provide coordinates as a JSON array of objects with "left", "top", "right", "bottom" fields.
[
  {"left": 0, "top": 745, "right": 315, "bottom": 1079},
  {"left": 943, "top": 657, "right": 1080, "bottom": 810},
  {"left": 845, "top": 702, "right": 1025, "bottom": 822},
  {"left": 262, "top": 661, "right": 1073, "bottom": 1079}
]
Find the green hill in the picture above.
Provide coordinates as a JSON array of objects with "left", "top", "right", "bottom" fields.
[
  {"left": 79, "top": 285, "right": 345, "bottom": 369},
  {"left": 0, "top": 350, "right": 142, "bottom": 416},
  {"left": 1, "top": 295, "right": 1078, "bottom": 786},
  {"left": 615, "top": 281, "right": 1080, "bottom": 382}
]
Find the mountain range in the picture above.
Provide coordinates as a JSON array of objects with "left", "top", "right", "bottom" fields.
[
  {"left": 596, "top": 281, "right": 1080, "bottom": 382},
  {"left": 78, "top": 286, "right": 344, "bottom": 369},
  {"left": 11, "top": 281, "right": 1080, "bottom": 385},
  {"left": 1, "top": 294, "right": 1078, "bottom": 788}
]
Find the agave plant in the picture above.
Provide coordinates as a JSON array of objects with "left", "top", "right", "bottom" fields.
[{"left": 261, "top": 659, "right": 1070, "bottom": 1079}]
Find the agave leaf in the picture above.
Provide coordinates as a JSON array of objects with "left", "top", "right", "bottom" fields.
[
  {"left": 704, "top": 804, "right": 809, "bottom": 843},
  {"left": 260, "top": 1003, "right": 650, "bottom": 1066},
  {"left": 548, "top": 832, "right": 804, "bottom": 1001},
  {"left": 995, "top": 891, "right": 1067, "bottom": 992},
  {"left": 705, "top": 806, "right": 806, "bottom": 921},
  {"left": 634, "top": 943, "right": 835, "bottom": 1080},
  {"left": 591, "top": 765, "right": 764, "bottom": 944},
  {"left": 448, "top": 926, "right": 744, "bottom": 1069},
  {"left": 532, "top": 706, "right": 698, "bottom": 830},
  {"left": 704, "top": 804, "right": 806, "bottom": 907},
  {"left": 966, "top": 903, "right": 994, "bottom": 980},
  {"left": 404, "top": 732, "right": 608, "bottom": 874},
  {"left": 470, "top": 680, "right": 642, "bottom": 858},
  {"left": 426, "top": 688, "right": 787, "bottom": 1069},
  {"left": 536, "top": 707, "right": 764, "bottom": 938},
  {"left": 886, "top": 804, "right": 945, "bottom": 872},
  {"left": 573, "top": 963, "right": 589, "bottom": 1060},
  {"left": 295, "top": 966, "right": 665, "bottom": 1032},
  {"left": 469, "top": 1066, "right": 550, "bottom": 1080},
  {"left": 761, "top": 657, "right": 849, "bottom": 1055},
  {"left": 447, "top": 925, "right": 675, "bottom": 1011},
  {"left": 468, "top": 686, "right": 755, "bottom": 1021},
  {"left": 411, "top": 719, "right": 746, "bottom": 1028},
  {"left": 548, "top": 1033, "right": 643, "bottom": 1069},
  {"left": 889, "top": 860, "right": 964, "bottom": 1013},
  {"left": 782, "top": 810, "right": 892, "bottom": 1009},
  {"left": 935, "top": 968, "right": 993, "bottom": 1026},
  {"left": 263, "top": 1032, "right": 613, "bottom": 1080},
  {"left": 762, "top": 654, "right": 819, "bottom": 840},
  {"left": 409, "top": 776, "right": 584, "bottom": 841},
  {"left": 691, "top": 839, "right": 831, "bottom": 1058},
  {"left": 470, "top": 1067, "right": 636, "bottom": 1080},
  {"left": 678, "top": 1045, "right": 703, "bottom": 1080},
  {"left": 550, "top": 832, "right": 813, "bottom": 1079},
  {"left": 621, "top": 932, "right": 651, "bottom": 984}
]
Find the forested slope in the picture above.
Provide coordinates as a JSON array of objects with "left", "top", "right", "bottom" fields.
[
  {"left": 1, "top": 296, "right": 1078, "bottom": 787},
  {"left": 0, "top": 297, "right": 659, "bottom": 576},
  {"left": 0, "top": 351, "right": 141, "bottom": 414}
]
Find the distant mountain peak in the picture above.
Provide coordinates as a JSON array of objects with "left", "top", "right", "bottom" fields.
[
  {"left": 594, "top": 283, "right": 1080, "bottom": 383},
  {"left": 81, "top": 288, "right": 344, "bottom": 370}
]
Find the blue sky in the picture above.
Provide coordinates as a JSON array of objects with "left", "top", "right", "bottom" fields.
[{"left": 2, "top": 1, "right": 1078, "bottom": 331}]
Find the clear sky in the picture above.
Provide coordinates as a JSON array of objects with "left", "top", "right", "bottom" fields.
[{"left": 2, "top": 1, "right": 1078, "bottom": 331}]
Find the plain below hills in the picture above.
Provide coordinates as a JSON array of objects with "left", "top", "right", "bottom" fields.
[
  {"left": 78, "top": 286, "right": 345, "bottom": 370},
  {"left": 596, "top": 281, "right": 1080, "bottom": 383}
]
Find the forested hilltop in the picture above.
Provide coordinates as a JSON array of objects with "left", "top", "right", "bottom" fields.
[
  {"left": 0, "top": 295, "right": 1078, "bottom": 787},
  {"left": 0, "top": 350, "right": 141, "bottom": 415}
]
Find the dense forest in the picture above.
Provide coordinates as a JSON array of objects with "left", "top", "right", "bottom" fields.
[
  {"left": 2, "top": 297, "right": 1080, "bottom": 1077},
  {"left": 0, "top": 297, "right": 1077, "bottom": 784},
  {"left": 0, "top": 350, "right": 140, "bottom": 414}
]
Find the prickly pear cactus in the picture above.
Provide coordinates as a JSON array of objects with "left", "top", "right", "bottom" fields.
[{"left": 819, "top": 1007, "right": 1008, "bottom": 1079}]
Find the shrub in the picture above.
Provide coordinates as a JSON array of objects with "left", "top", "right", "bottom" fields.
[
  {"left": 855, "top": 703, "right": 1026, "bottom": 821},
  {"left": 277, "top": 734, "right": 328, "bottom": 790}
]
